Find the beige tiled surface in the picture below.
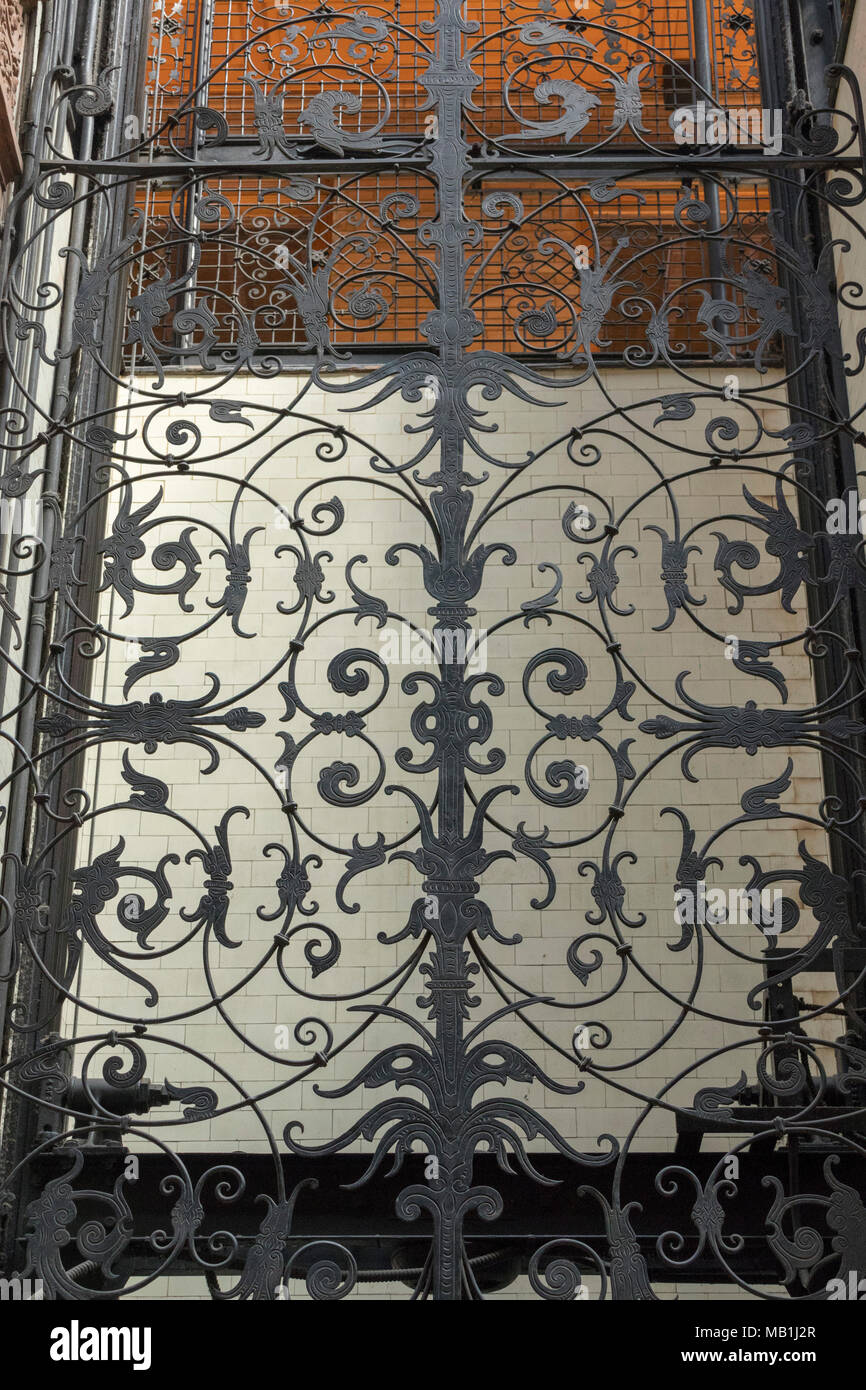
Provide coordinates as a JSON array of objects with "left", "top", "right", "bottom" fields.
[{"left": 59, "top": 363, "right": 839, "bottom": 1297}]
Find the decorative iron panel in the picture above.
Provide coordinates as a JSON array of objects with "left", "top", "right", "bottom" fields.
[{"left": 0, "top": 0, "right": 866, "bottom": 1303}]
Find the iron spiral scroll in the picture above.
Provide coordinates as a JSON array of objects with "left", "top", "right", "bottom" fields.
[{"left": 0, "top": 0, "right": 865, "bottom": 1300}]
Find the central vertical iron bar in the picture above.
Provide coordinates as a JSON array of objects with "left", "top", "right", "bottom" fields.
[{"left": 413, "top": 0, "right": 485, "bottom": 1299}]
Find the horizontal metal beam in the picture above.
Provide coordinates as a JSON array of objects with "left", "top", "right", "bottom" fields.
[
  {"left": 17, "top": 1148, "right": 863, "bottom": 1288},
  {"left": 38, "top": 154, "right": 864, "bottom": 178}
]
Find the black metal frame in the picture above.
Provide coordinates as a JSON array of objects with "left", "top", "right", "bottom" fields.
[{"left": 1, "top": 0, "right": 866, "bottom": 1300}]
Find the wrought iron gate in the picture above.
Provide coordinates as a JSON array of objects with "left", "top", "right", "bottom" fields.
[{"left": 1, "top": 0, "right": 866, "bottom": 1301}]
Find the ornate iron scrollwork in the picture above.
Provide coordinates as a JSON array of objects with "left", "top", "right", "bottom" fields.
[{"left": 1, "top": 0, "right": 866, "bottom": 1302}]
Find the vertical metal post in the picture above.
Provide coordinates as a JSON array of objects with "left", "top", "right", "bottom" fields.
[
  {"left": 692, "top": 0, "right": 731, "bottom": 340},
  {"left": 0, "top": 0, "right": 152, "bottom": 1272},
  {"left": 755, "top": 0, "right": 866, "bottom": 1013}
]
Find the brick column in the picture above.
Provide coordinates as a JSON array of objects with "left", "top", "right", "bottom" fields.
[{"left": 0, "top": 0, "right": 34, "bottom": 188}]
